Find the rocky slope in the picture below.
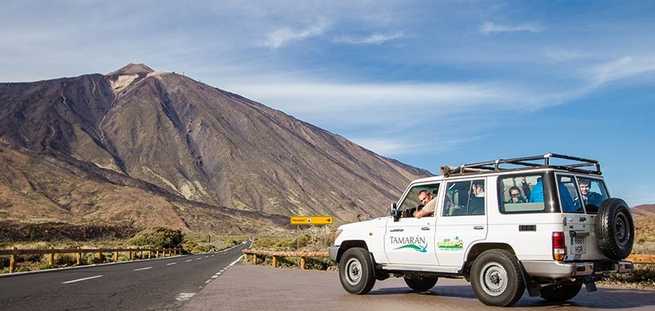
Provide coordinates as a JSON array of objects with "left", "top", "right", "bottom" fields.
[{"left": 0, "top": 64, "right": 429, "bottom": 230}]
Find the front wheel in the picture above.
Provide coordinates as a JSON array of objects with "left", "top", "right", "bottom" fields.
[
  {"left": 404, "top": 273, "right": 438, "bottom": 292},
  {"left": 338, "top": 247, "right": 376, "bottom": 294},
  {"left": 470, "top": 249, "right": 525, "bottom": 307},
  {"left": 540, "top": 282, "right": 582, "bottom": 302}
]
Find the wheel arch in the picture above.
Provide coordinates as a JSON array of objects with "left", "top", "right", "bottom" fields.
[
  {"left": 337, "top": 240, "right": 369, "bottom": 263},
  {"left": 462, "top": 242, "right": 516, "bottom": 278}
]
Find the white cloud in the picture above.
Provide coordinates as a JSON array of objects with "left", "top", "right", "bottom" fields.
[
  {"left": 263, "top": 19, "right": 330, "bottom": 48},
  {"left": 350, "top": 138, "right": 420, "bottom": 156},
  {"left": 333, "top": 32, "right": 404, "bottom": 45},
  {"left": 480, "top": 21, "right": 543, "bottom": 34},
  {"left": 589, "top": 56, "right": 655, "bottom": 85}
]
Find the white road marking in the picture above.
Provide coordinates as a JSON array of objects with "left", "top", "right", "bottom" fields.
[
  {"left": 62, "top": 275, "right": 104, "bottom": 284},
  {"left": 195, "top": 258, "right": 202, "bottom": 261},
  {"left": 185, "top": 259, "right": 193, "bottom": 262},
  {"left": 167, "top": 262, "right": 177, "bottom": 266},
  {"left": 133, "top": 267, "right": 152, "bottom": 271},
  {"left": 175, "top": 292, "right": 196, "bottom": 301}
]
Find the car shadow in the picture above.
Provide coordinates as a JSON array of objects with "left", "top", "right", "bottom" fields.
[{"left": 368, "top": 285, "right": 655, "bottom": 309}]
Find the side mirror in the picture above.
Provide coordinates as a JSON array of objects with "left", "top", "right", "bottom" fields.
[{"left": 391, "top": 202, "right": 400, "bottom": 222}]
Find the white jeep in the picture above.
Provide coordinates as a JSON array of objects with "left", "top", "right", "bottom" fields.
[{"left": 329, "top": 153, "right": 635, "bottom": 307}]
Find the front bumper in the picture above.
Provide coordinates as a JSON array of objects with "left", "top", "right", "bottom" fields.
[
  {"left": 521, "top": 260, "right": 634, "bottom": 279},
  {"left": 328, "top": 246, "right": 339, "bottom": 261}
]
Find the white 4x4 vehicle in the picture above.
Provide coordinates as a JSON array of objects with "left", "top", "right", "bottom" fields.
[{"left": 329, "top": 154, "right": 634, "bottom": 307}]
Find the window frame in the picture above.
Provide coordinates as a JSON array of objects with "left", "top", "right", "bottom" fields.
[
  {"left": 441, "top": 178, "right": 486, "bottom": 217},
  {"left": 497, "top": 172, "right": 549, "bottom": 214},
  {"left": 554, "top": 173, "right": 586, "bottom": 214},
  {"left": 396, "top": 181, "right": 441, "bottom": 218}
]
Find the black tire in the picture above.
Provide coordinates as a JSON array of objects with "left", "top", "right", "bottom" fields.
[
  {"left": 404, "top": 273, "right": 438, "bottom": 292},
  {"left": 470, "top": 249, "right": 525, "bottom": 307},
  {"left": 338, "top": 247, "right": 376, "bottom": 294},
  {"left": 595, "top": 198, "right": 634, "bottom": 260},
  {"left": 540, "top": 282, "right": 582, "bottom": 302}
]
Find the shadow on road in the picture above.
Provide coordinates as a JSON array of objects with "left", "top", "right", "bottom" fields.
[{"left": 369, "top": 285, "right": 655, "bottom": 309}]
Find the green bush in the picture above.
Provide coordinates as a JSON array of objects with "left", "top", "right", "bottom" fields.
[{"left": 128, "top": 227, "right": 183, "bottom": 249}]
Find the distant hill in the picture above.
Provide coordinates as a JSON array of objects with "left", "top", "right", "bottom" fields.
[{"left": 0, "top": 64, "right": 429, "bottom": 232}]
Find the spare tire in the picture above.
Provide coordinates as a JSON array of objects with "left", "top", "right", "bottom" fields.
[{"left": 595, "top": 198, "right": 634, "bottom": 260}]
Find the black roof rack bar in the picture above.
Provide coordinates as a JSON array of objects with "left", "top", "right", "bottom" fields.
[{"left": 441, "top": 153, "right": 602, "bottom": 177}]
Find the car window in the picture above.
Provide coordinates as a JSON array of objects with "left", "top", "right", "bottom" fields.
[
  {"left": 398, "top": 183, "right": 440, "bottom": 218},
  {"left": 442, "top": 179, "right": 485, "bottom": 216},
  {"left": 557, "top": 175, "right": 583, "bottom": 213},
  {"left": 577, "top": 177, "right": 609, "bottom": 214},
  {"left": 499, "top": 174, "right": 546, "bottom": 213}
]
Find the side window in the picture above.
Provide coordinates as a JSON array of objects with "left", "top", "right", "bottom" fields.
[
  {"left": 499, "top": 174, "right": 546, "bottom": 213},
  {"left": 577, "top": 177, "right": 609, "bottom": 214},
  {"left": 398, "top": 183, "right": 440, "bottom": 218},
  {"left": 557, "top": 175, "right": 583, "bottom": 213},
  {"left": 442, "top": 179, "right": 485, "bottom": 216}
]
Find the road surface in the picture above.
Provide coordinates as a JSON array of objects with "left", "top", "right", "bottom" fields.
[
  {"left": 0, "top": 242, "right": 248, "bottom": 311},
  {"left": 184, "top": 264, "right": 655, "bottom": 311}
]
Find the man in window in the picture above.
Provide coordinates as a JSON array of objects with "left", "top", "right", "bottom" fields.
[
  {"left": 414, "top": 190, "right": 437, "bottom": 218},
  {"left": 579, "top": 179, "right": 603, "bottom": 208}
]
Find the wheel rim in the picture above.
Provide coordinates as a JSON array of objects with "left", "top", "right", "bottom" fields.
[
  {"left": 615, "top": 212, "right": 630, "bottom": 247},
  {"left": 480, "top": 262, "right": 508, "bottom": 297},
  {"left": 345, "top": 257, "right": 363, "bottom": 286}
]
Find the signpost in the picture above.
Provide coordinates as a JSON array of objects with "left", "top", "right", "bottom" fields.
[{"left": 290, "top": 215, "right": 333, "bottom": 225}]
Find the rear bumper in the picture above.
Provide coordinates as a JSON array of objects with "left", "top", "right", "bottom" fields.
[
  {"left": 328, "top": 246, "right": 339, "bottom": 261},
  {"left": 521, "top": 260, "right": 634, "bottom": 279}
]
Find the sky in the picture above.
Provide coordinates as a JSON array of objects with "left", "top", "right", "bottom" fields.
[{"left": 1, "top": 1, "right": 654, "bottom": 205}]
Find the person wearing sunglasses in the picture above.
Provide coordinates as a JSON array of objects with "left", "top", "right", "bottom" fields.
[{"left": 414, "top": 190, "right": 437, "bottom": 218}]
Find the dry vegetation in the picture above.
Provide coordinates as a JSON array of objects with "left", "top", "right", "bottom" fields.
[
  {"left": 0, "top": 227, "right": 248, "bottom": 274},
  {"left": 250, "top": 225, "right": 337, "bottom": 270}
]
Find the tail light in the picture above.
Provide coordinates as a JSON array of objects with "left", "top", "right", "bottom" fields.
[{"left": 552, "top": 231, "right": 566, "bottom": 261}]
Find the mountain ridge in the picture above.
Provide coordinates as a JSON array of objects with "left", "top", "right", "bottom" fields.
[{"left": 0, "top": 64, "right": 430, "bottom": 230}]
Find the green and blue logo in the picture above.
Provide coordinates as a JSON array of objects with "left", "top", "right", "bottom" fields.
[{"left": 390, "top": 236, "right": 428, "bottom": 253}]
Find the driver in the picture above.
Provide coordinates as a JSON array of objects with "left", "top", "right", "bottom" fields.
[{"left": 414, "top": 190, "right": 437, "bottom": 218}]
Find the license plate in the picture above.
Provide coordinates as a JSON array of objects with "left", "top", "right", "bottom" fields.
[{"left": 574, "top": 237, "right": 585, "bottom": 255}]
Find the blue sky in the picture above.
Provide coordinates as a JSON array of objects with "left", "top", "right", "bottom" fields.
[{"left": 1, "top": 1, "right": 654, "bottom": 205}]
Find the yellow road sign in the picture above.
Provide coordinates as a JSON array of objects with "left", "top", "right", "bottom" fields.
[{"left": 290, "top": 215, "right": 332, "bottom": 225}]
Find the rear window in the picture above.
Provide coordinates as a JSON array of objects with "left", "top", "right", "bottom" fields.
[
  {"left": 498, "top": 174, "right": 546, "bottom": 213},
  {"left": 577, "top": 177, "right": 609, "bottom": 214},
  {"left": 557, "top": 175, "right": 584, "bottom": 213}
]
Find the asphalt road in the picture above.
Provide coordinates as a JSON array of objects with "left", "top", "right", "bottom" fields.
[
  {"left": 0, "top": 242, "right": 248, "bottom": 311},
  {"left": 184, "top": 264, "right": 655, "bottom": 311}
]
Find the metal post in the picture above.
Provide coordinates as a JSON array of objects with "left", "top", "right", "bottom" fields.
[
  {"left": 48, "top": 248, "right": 55, "bottom": 267},
  {"left": 9, "top": 247, "right": 17, "bottom": 273}
]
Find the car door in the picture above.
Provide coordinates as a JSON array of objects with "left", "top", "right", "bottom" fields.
[
  {"left": 384, "top": 182, "right": 440, "bottom": 266},
  {"left": 435, "top": 178, "right": 488, "bottom": 268}
]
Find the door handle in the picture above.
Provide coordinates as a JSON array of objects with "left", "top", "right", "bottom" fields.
[
  {"left": 473, "top": 226, "right": 485, "bottom": 230},
  {"left": 390, "top": 229, "right": 404, "bottom": 232},
  {"left": 421, "top": 227, "right": 430, "bottom": 231}
]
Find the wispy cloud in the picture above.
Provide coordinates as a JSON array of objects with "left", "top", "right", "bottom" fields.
[
  {"left": 333, "top": 32, "right": 404, "bottom": 45},
  {"left": 263, "top": 19, "right": 330, "bottom": 48},
  {"left": 589, "top": 56, "right": 655, "bottom": 85},
  {"left": 544, "top": 48, "right": 589, "bottom": 63},
  {"left": 480, "top": 21, "right": 543, "bottom": 34},
  {"left": 350, "top": 138, "right": 421, "bottom": 156}
]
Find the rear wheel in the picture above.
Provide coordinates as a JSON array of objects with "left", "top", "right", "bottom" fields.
[
  {"left": 540, "top": 281, "right": 582, "bottom": 302},
  {"left": 470, "top": 249, "right": 525, "bottom": 307},
  {"left": 338, "top": 247, "right": 376, "bottom": 294},
  {"left": 404, "top": 273, "right": 438, "bottom": 292}
]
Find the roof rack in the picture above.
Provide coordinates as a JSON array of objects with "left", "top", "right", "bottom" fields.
[{"left": 440, "top": 153, "right": 602, "bottom": 177}]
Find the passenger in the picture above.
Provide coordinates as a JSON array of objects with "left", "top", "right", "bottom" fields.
[
  {"left": 579, "top": 179, "right": 603, "bottom": 207},
  {"left": 414, "top": 190, "right": 437, "bottom": 218},
  {"left": 469, "top": 181, "right": 485, "bottom": 215},
  {"left": 507, "top": 186, "right": 526, "bottom": 203}
]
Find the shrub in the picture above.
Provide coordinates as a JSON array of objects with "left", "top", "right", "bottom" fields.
[{"left": 128, "top": 227, "right": 183, "bottom": 249}]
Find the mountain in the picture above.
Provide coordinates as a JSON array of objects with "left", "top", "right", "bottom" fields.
[{"left": 0, "top": 64, "right": 429, "bottom": 230}]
